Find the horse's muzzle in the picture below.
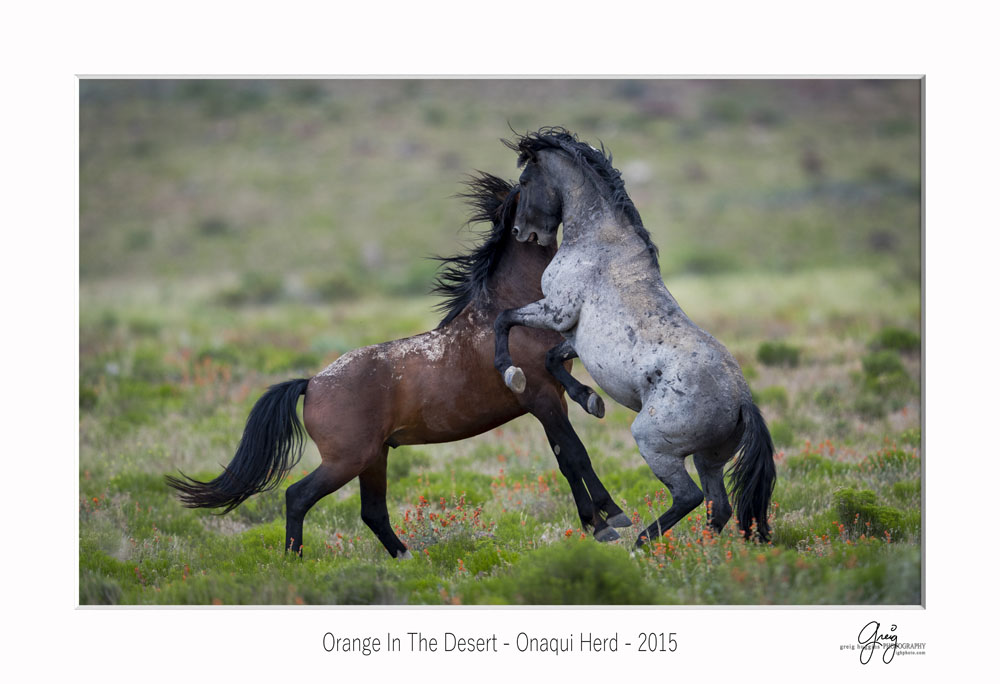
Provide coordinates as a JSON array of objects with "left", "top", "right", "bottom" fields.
[{"left": 512, "top": 225, "right": 543, "bottom": 244}]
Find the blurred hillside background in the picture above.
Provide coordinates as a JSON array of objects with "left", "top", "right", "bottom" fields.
[
  {"left": 79, "top": 80, "right": 922, "bottom": 604},
  {"left": 81, "top": 79, "right": 920, "bottom": 293}
]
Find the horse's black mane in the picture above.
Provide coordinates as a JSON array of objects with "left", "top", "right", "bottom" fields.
[
  {"left": 504, "top": 126, "right": 659, "bottom": 268},
  {"left": 431, "top": 172, "right": 519, "bottom": 328}
]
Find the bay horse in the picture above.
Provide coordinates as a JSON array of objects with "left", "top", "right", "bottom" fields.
[
  {"left": 493, "top": 128, "right": 777, "bottom": 546},
  {"left": 167, "top": 172, "right": 629, "bottom": 558}
]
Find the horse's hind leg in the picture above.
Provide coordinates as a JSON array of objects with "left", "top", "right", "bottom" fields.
[
  {"left": 631, "top": 415, "right": 704, "bottom": 547},
  {"left": 544, "top": 340, "right": 605, "bottom": 418},
  {"left": 359, "top": 446, "right": 410, "bottom": 559},
  {"left": 694, "top": 452, "right": 733, "bottom": 534},
  {"left": 285, "top": 458, "right": 362, "bottom": 556}
]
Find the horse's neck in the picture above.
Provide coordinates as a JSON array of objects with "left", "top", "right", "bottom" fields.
[
  {"left": 563, "top": 204, "right": 657, "bottom": 272},
  {"left": 485, "top": 240, "right": 553, "bottom": 309}
]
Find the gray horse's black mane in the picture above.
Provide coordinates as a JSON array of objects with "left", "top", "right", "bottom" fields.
[
  {"left": 431, "top": 172, "right": 519, "bottom": 328},
  {"left": 504, "top": 126, "right": 659, "bottom": 269}
]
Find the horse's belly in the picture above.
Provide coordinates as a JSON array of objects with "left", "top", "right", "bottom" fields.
[{"left": 568, "top": 327, "right": 643, "bottom": 412}]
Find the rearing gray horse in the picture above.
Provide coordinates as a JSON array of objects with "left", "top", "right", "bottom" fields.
[{"left": 493, "top": 128, "right": 776, "bottom": 546}]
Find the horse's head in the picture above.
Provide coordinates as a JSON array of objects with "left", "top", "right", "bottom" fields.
[{"left": 511, "top": 154, "right": 562, "bottom": 247}]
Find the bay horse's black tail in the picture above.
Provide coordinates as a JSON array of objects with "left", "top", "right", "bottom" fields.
[
  {"left": 728, "top": 397, "right": 777, "bottom": 541},
  {"left": 166, "top": 378, "right": 310, "bottom": 513}
]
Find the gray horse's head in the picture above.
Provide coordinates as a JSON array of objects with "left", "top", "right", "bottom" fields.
[
  {"left": 504, "top": 127, "right": 660, "bottom": 267},
  {"left": 511, "top": 158, "right": 562, "bottom": 247}
]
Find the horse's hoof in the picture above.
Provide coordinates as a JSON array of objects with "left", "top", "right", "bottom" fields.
[
  {"left": 606, "top": 512, "right": 632, "bottom": 528},
  {"left": 593, "top": 526, "right": 620, "bottom": 543},
  {"left": 586, "top": 392, "right": 605, "bottom": 418},
  {"left": 396, "top": 549, "right": 413, "bottom": 560},
  {"left": 504, "top": 366, "right": 526, "bottom": 394}
]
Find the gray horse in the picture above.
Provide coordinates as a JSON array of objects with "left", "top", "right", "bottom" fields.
[{"left": 493, "top": 128, "right": 776, "bottom": 546}]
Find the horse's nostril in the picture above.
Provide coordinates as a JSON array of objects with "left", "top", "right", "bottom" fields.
[{"left": 512, "top": 225, "right": 520, "bottom": 237}]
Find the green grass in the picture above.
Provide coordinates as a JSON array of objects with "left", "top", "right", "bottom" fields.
[
  {"left": 78, "top": 277, "right": 922, "bottom": 605},
  {"left": 79, "top": 79, "right": 921, "bottom": 605}
]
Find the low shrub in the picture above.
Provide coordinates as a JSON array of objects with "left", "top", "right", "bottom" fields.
[
  {"left": 464, "top": 541, "right": 658, "bottom": 605},
  {"left": 833, "top": 488, "right": 917, "bottom": 538},
  {"left": 386, "top": 447, "right": 432, "bottom": 480},
  {"left": 217, "top": 272, "right": 285, "bottom": 307},
  {"left": 869, "top": 327, "right": 920, "bottom": 353},
  {"left": 757, "top": 341, "right": 801, "bottom": 367}
]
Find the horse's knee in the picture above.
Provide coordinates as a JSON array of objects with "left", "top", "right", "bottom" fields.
[{"left": 493, "top": 309, "right": 515, "bottom": 339}]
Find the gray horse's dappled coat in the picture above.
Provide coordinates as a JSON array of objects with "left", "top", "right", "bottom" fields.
[{"left": 494, "top": 128, "right": 776, "bottom": 545}]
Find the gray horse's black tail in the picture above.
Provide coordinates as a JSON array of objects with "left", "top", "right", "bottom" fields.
[
  {"left": 166, "top": 378, "right": 310, "bottom": 513},
  {"left": 728, "top": 397, "right": 777, "bottom": 541}
]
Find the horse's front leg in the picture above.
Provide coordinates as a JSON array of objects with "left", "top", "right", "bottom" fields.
[
  {"left": 494, "top": 297, "right": 579, "bottom": 394},
  {"left": 544, "top": 339, "right": 604, "bottom": 418}
]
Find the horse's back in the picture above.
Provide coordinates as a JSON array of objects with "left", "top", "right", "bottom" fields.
[{"left": 304, "top": 310, "right": 566, "bottom": 449}]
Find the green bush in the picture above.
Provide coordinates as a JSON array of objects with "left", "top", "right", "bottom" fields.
[
  {"left": 833, "top": 488, "right": 917, "bottom": 538},
  {"left": 80, "top": 570, "right": 124, "bottom": 605},
  {"left": 757, "top": 341, "right": 801, "bottom": 367},
  {"left": 197, "top": 216, "right": 231, "bottom": 237},
  {"left": 80, "top": 385, "right": 99, "bottom": 411},
  {"left": 870, "top": 327, "right": 920, "bottom": 353},
  {"left": 465, "top": 542, "right": 658, "bottom": 605},
  {"left": 387, "top": 447, "right": 432, "bottom": 480},
  {"left": 859, "top": 349, "right": 913, "bottom": 399},
  {"left": 306, "top": 271, "right": 362, "bottom": 301},
  {"left": 853, "top": 394, "right": 888, "bottom": 420},
  {"left": 217, "top": 272, "right": 285, "bottom": 307},
  {"left": 127, "top": 317, "right": 162, "bottom": 337},
  {"left": 676, "top": 248, "right": 740, "bottom": 275},
  {"left": 862, "top": 349, "right": 906, "bottom": 377}
]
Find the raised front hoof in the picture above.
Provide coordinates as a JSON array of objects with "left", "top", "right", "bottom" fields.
[
  {"left": 585, "top": 391, "right": 605, "bottom": 418},
  {"left": 606, "top": 512, "right": 632, "bottom": 529},
  {"left": 503, "top": 366, "right": 526, "bottom": 394},
  {"left": 593, "top": 526, "right": 620, "bottom": 543},
  {"left": 396, "top": 549, "right": 413, "bottom": 560}
]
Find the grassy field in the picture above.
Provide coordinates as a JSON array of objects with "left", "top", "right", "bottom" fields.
[{"left": 79, "top": 79, "right": 922, "bottom": 605}]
